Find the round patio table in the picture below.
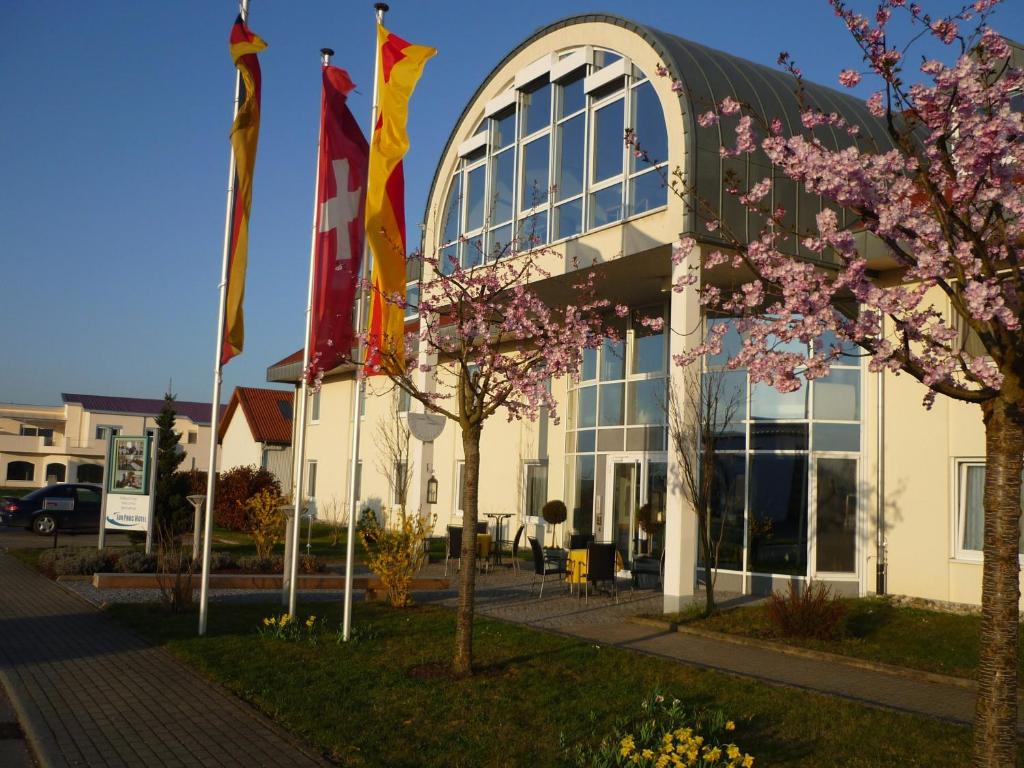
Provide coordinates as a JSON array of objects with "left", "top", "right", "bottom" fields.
[{"left": 485, "top": 512, "right": 512, "bottom": 565}]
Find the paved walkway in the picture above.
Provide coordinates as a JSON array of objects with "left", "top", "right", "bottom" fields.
[
  {"left": 419, "top": 562, "right": 1021, "bottom": 730},
  {"left": 0, "top": 554, "right": 327, "bottom": 768}
]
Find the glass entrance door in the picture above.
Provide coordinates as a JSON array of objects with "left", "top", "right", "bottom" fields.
[
  {"left": 813, "top": 457, "right": 858, "bottom": 574},
  {"left": 605, "top": 455, "right": 667, "bottom": 566}
]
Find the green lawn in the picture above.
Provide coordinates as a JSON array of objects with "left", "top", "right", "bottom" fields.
[
  {"left": 663, "top": 597, "right": 1011, "bottom": 680},
  {"left": 106, "top": 600, "right": 992, "bottom": 768},
  {"left": 0, "top": 486, "right": 32, "bottom": 498}
]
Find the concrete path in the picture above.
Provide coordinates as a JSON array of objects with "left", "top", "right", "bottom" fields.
[
  {"left": 421, "top": 563, "right": 1014, "bottom": 730},
  {"left": 0, "top": 553, "right": 328, "bottom": 768}
]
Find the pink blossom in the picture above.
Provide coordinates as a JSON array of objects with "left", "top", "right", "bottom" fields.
[
  {"left": 719, "top": 96, "right": 741, "bottom": 115},
  {"left": 838, "top": 69, "right": 861, "bottom": 87},
  {"left": 697, "top": 110, "right": 719, "bottom": 128}
]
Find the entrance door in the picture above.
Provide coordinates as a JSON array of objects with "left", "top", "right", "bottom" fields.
[
  {"left": 812, "top": 457, "right": 858, "bottom": 574},
  {"left": 604, "top": 455, "right": 668, "bottom": 566}
]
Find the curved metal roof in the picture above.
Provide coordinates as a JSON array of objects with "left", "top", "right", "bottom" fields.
[{"left": 423, "top": 13, "right": 894, "bottom": 257}]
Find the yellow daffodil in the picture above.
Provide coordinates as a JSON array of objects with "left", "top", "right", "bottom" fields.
[
  {"left": 727, "top": 744, "right": 741, "bottom": 760},
  {"left": 742, "top": 755, "right": 754, "bottom": 767},
  {"left": 725, "top": 720, "right": 736, "bottom": 731}
]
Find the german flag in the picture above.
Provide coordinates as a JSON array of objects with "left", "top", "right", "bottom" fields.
[
  {"left": 365, "top": 24, "right": 435, "bottom": 374},
  {"left": 221, "top": 15, "right": 267, "bottom": 366}
]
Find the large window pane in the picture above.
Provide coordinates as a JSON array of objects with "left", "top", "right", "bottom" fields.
[
  {"left": 703, "top": 370, "right": 747, "bottom": 451},
  {"left": 748, "top": 454, "right": 808, "bottom": 575},
  {"left": 489, "top": 150, "right": 515, "bottom": 224},
  {"left": 815, "top": 457, "right": 857, "bottom": 573},
  {"left": 555, "top": 114, "right": 585, "bottom": 201},
  {"left": 707, "top": 318, "right": 744, "bottom": 367},
  {"left": 466, "top": 165, "right": 486, "bottom": 231},
  {"left": 439, "top": 243, "right": 459, "bottom": 275},
  {"left": 628, "top": 169, "right": 666, "bottom": 216},
  {"left": 599, "top": 382, "right": 624, "bottom": 426},
  {"left": 813, "top": 368, "right": 860, "bottom": 421},
  {"left": 573, "top": 455, "right": 595, "bottom": 536},
  {"left": 523, "top": 82, "right": 551, "bottom": 136},
  {"left": 442, "top": 175, "right": 461, "bottom": 244},
  {"left": 557, "top": 73, "right": 585, "bottom": 118},
  {"left": 702, "top": 453, "right": 745, "bottom": 570},
  {"left": 518, "top": 210, "right": 547, "bottom": 249},
  {"left": 959, "top": 464, "right": 1024, "bottom": 554},
  {"left": 600, "top": 337, "right": 625, "bottom": 380},
  {"left": 578, "top": 385, "right": 597, "bottom": 428},
  {"left": 521, "top": 135, "right": 550, "bottom": 208},
  {"left": 593, "top": 98, "right": 624, "bottom": 183},
  {"left": 630, "top": 80, "right": 667, "bottom": 168},
  {"left": 628, "top": 379, "right": 666, "bottom": 425},
  {"left": 813, "top": 423, "right": 860, "bottom": 452},
  {"left": 589, "top": 184, "right": 623, "bottom": 228},
  {"left": 751, "top": 382, "right": 807, "bottom": 420},
  {"left": 750, "top": 423, "right": 808, "bottom": 451},
  {"left": 646, "top": 460, "right": 668, "bottom": 557},
  {"left": 493, "top": 110, "right": 516, "bottom": 148},
  {"left": 576, "top": 429, "right": 595, "bottom": 452},
  {"left": 463, "top": 238, "right": 482, "bottom": 269},
  {"left": 581, "top": 347, "right": 597, "bottom": 381},
  {"left": 555, "top": 198, "right": 583, "bottom": 240},
  {"left": 525, "top": 463, "right": 548, "bottom": 518},
  {"left": 632, "top": 312, "right": 666, "bottom": 373},
  {"left": 488, "top": 223, "right": 513, "bottom": 259}
]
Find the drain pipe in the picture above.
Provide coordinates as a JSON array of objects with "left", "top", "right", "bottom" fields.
[{"left": 875, "top": 368, "right": 886, "bottom": 595}]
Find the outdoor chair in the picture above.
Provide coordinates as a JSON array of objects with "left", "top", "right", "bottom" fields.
[
  {"left": 476, "top": 521, "right": 489, "bottom": 534},
  {"left": 528, "top": 536, "right": 565, "bottom": 599},
  {"left": 569, "top": 533, "right": 595, "bottom": 550},
  {"left": 631, "top": 551, "right": 665, "bottom": 592},
  {"left": 445, "top": 526, "right": 462, "bottom": 576},
  {"left": 584, "top": 543, "right": 619, "bottom": 603},
  {"left": 510, "top": 524, "right": 525, "bottom": 575}
]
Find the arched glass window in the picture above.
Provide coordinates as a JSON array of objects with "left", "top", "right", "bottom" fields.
[
  {"left": 46, "top": 463, "right": 66, "bottom": 483},
  {"left": 77, "top": 464, "right": 103, "bottom": 484},
  {"left": 440, "top": 49, "right": 669, "bottom": 266},
  {"left": 6, "top": 461, "right": 34, "bottom": 482}
]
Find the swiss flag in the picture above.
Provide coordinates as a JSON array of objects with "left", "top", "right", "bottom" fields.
[{"left": 306, "top": 66, "right": 369, "bottom": 385}]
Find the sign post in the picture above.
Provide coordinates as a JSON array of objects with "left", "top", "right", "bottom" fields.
[{"left": 99, "top": 436, "right": 155, "bottom": 547}]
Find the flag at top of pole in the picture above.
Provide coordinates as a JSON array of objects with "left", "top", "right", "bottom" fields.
[
  {"left": 364, "top": 24, "right": 436, "bottom": 375},
  {"left": 221, "top": 15, "right": 268, "bottom": 366},
  {"left": 306, "top": 66, "right": 370, "bottom": 385}
]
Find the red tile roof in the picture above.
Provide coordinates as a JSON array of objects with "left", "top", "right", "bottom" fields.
[
  {"left": 218, "top": 387, "right": 294, "bottom": 444},
  {"left": 62, "top": 393, "right": 221, "bottom": 425}
]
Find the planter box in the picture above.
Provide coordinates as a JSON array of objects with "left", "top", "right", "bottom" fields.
[{"left": 91, "top": 572, "right": 449, "bottom": 601}]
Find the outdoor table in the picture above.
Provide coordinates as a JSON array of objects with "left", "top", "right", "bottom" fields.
[{"left": 485, "top": 512, "right": 513, "bottom": 565}]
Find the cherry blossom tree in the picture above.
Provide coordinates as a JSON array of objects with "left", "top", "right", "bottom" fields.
[
  {"left": 635, "top": 1, "right": 1021, "bottom": 762},
  {"left": 366, "top": 244, "right": 609, "bottom": 677}
]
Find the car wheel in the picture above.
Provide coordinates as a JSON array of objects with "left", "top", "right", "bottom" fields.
[{"left": 33, "top": 514, "right": 56, "bottom": 536}]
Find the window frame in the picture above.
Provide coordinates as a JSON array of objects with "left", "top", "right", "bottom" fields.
[
  {"left": 951, "top": 457, "right": 1024, "bottom": 564},
  {"left": 522, "top": 460, "right": 549, "bottom": 520}
]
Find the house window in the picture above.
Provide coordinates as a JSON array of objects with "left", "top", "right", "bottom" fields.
[
  {"left": 524, "top": 462, "right": 548, "bottom": 519},
  {"left": 6, "top": 461, "right": 34, "bottom": 482},
  {"left": 310, "top": 390, "right": 321, "bottom": 422},
  {"left": 398, "top": 387, "right": 411, "bottom": 414},
  {"left": 306, "top": 460, "right": 317, "bottom": 500},
  {"left": 956, "top": 460, "right": 1024, "bottom": 560},
  {"left": 96, "top": 426, "right": 120, "bottom": 441},
  {"left": 77, "top": 464, "right": 103, "bottom": 483},
  {"left": 186, "top": 431, "right": 198, "bottom": 444},
  {"left": 45, "top": 463, "right": 66, "bottom": 483}
]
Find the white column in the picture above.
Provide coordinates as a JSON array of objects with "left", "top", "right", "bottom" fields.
[{"left": 663, "top": 240, "right": 701, "bottom": 613}]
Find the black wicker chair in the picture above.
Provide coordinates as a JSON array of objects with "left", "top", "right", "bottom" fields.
[
  {"left": 569, "top": 533, "right": 595, "bottom": 550},
  {"left": 584, "top": 543, "right": 619, "bottom": 603},
  {"left": 445, "top": 526, "right": 462, "bottom": 576},
  {"left": 510, "top": 524, "right": 526, "bottom": 575},
  {"left": 528, "top": 536, "right": 565, "bottom": 598}
]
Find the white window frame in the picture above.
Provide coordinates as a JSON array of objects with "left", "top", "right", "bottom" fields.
[
  {"left": 95, "top": 425, "right": 120, "bottom": 441},
  {"left": 951, "top": 458, "right": 1024, "bottom": 564},
  {"left": 522, "top": 460, "right": 549, "bottom": 521},
  {"left": 310, "top": 389, "right": 321, "bottom": 424},
  {"left": 306, "top": 460, "right": 318, "bottom": 500}
]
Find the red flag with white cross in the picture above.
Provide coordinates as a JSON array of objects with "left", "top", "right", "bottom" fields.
[{"left": 306, "top": 66, "right": 369, "bottom": 386}]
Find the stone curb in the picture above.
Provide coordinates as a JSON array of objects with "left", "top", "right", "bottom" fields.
[{"left": 626, "top": 616, "right": 977, "bottom": 692}]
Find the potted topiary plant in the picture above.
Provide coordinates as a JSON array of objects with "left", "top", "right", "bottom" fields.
[{"left": 542, "top": 499, "right": 568, "bottom": 549}]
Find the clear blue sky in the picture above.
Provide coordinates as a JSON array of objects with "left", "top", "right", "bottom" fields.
[{"left": 2, "top": 1, "right": 1020, "bottom": 407}]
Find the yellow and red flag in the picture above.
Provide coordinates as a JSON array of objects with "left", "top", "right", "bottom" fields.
[
  {"left": 365, "top": 24, "right": 435, "bottom": 374},
  {"left": 221, "top": 15, "right": 267, "bottom": 366}
]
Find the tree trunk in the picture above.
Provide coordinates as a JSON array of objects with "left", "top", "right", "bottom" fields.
[
  {"left": 452, "top": 424, "right": 482, "bottom": 678},
  {"left": 974, "top": 394, "right": 1023, "bottom": 767},
  {"left": 698, "top": 515, "right": 715, "bottom": 616}
]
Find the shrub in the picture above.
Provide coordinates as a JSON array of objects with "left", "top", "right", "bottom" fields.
[
  {"left": 766, "top": 580, "right": 848, "bottom": 640},
  {"left": 357, "top": 505, "right": 379, "bottom": 536},
  {"left": 299, "top": 553, "right": 327, "bottom": 574},
  {"left": 245, "top": 487, "right": 287, "bottom": 559},
  {"left": 40, "top": 547, "right": 119, "bottom": 576},
  {"left": 237, "top": 555, "right": 284, "bottom": 573},
  {"left": 116, "top": 551, "right": 157, "bottom": 574},
  {"left": 359, "top": 509, "right": 433, "bottom": 607},
  {"left": 564, "top": 691, "right": 753, "bottom": 768},
  {"left": 206, "top": 550, "right": 236, "bottom": 572},
  {"left": 214, "top": 465, "right": 281, "bottom": 531}
]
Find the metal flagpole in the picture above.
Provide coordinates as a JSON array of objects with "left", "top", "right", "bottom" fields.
[
  {"left": 287, "top": 47, "right": 335, "bottom": 617},
  {"left": 199, "top": 0, "right": 250, "bottom": 637},
  {"left": 342, "top": 1, "right": 388, "bottom": 642}
]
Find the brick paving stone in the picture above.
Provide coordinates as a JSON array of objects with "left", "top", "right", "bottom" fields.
[{"left": 0, "top": 554, "right": 328, "bottom": 768}]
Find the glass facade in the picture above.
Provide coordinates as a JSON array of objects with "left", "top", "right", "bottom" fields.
[
  {"left": 702, "top": 318, "right": 863, "bottom": 578},
  {"left": 439, "top": 50, "right": 668, "bottom": 265}
]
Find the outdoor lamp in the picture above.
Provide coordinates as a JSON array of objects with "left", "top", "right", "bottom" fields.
[{"left": 427, "top": 473, "right": 438, "bottom": 504}]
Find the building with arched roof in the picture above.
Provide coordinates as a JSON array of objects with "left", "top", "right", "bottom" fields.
[{"left": 276, "top": 14, "right": 1010, "bottom": 612}]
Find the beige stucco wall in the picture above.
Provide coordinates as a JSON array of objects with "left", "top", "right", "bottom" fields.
[{"left": 220, "top": 410, "right": 262, "bottom": 471}]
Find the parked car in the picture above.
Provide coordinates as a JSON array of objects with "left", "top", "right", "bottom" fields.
[{"left": 0, "top": 484, "right": 103, "bottom": 534}]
